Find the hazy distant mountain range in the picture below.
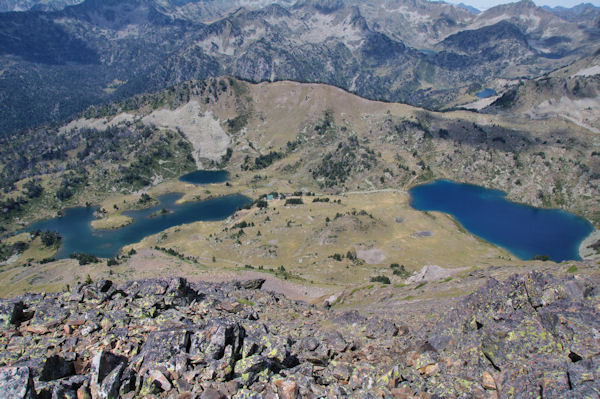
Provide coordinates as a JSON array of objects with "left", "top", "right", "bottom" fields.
[
  {"left": 0, "top": 0, "right": 78, "bottom": 11},
  {"left": 542, "top": 3, "right": 600, "bottom": 21},
  {"left": 0, "top": 0, "right": 292, "bottom": 12},
  {"left": 0, "top": 0, "right": 598, "bottom": 134}
]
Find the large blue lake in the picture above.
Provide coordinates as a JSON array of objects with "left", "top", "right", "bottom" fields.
[
  {"left": 30, "top": 193, "right": 250, "bottom": 259},
  {"left": 409, "top": 180, "right": 594, "bottom": 262}
]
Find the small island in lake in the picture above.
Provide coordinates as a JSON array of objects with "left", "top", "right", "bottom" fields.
[{"left": 149, "top": 208, "right": 173, "bottom": 218}]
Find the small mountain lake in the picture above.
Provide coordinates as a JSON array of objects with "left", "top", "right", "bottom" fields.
[
  {"left": 476, "top": 88, "right": 497, "bottom": 99},
  {"left": 409, "top": 180, "right": 594, "bottom": 262},
  {"left": 30, "top": 193, "right": 250, "bottom": 259},
  {"left": 179, "top": 170, "right": 229, "bottom": 185}
]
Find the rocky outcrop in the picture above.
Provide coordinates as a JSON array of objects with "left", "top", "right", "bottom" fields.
[
  {"left": 0, "top": 272, "right": 598, "bottom": 397},
  {"left": 411, "top": 271, "right": 600, "bottom": 397}
]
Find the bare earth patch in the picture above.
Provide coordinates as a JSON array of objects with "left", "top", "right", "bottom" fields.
[
  {"left": 142, "top": 101, "right": 230, "bottom": 166},
  {"left": 354, "top": 246, "right": 386, "bottom": 264}
]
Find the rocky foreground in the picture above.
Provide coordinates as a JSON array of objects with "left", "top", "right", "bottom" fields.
[{"left": 0, "top": 271, "right": 599, "bottom": 398}]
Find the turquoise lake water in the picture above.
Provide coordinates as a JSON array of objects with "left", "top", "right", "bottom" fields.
[
  {"left": 30, "top": 193, "right": 250, "bottom": 259},
  {"left": 409, "top": 180, "right": 594, "bottom": 262}
]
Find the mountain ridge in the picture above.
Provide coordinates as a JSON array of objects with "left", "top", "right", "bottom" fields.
[{"left": 1, "top": 0, "right": 598, "bottom": 134}]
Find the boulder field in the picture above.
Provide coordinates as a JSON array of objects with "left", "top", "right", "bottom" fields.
[{"left": 0, "top": 271, "right": 598, "bottom": 398}]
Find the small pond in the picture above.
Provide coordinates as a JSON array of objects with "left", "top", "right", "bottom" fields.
[
  {"left": 476, "top": 88, "right": 497, "bottom": 99},
  {"left": 29, "top": 193, "right": 251, "bottom": 259},
  {"left": 409, "top": 180, "right": 594, "bottom": 262},
  {"left": 179, "top": 170, "right": 229, "bottom": 185}
]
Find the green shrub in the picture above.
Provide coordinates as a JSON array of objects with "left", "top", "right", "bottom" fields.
[
  {"left": 12, "top": 241, "right": 29, "bottom": 254},
  {"left": 330, "top": 253, "right": 343, "bottom": 261},
  {"left": 23, "top": 180, "right": 43, "bottom": 198},
  {"left": 40, "top": 230, "right": 61, "bottom": 248},
  {"left": 285, "top": 198, "right": 303, "bottom": 205},
  {"left": 370, "top": 275, "right": 391, "bottom": 284},
  {"left": 391, "top": 264, "right": 410, "bottom": 278},
  {"left": 107, "top": 258, "right": 119, "bottom": 266},
  {"left": 138, "top": 193, "right": 153, "bottom": 204},
  {"left": 69, "top": 252, "right": 100, "bottom": 265}
]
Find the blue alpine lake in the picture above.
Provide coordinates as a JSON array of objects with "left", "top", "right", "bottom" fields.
[
  {"left": 29, "top": 193, "right": 251, "bottom": 259},
  {"left": 476, "top": 88, "right": 497, "bottom": 99},
  {"left": 409, "top": 180, "right": 594, "bottom": 262},
  {"left": 179, "top": 170, "right": 229, "bottom": 185}
]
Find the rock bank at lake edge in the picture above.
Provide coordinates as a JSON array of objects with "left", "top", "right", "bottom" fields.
[
  {"left": 579, "top": 229, "right": 600, "bottom": 260},
  {"left": 0, "top": 271, "right": 598, "bottom": 398}
]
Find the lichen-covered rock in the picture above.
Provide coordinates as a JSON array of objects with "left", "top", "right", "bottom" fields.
[
  {"left": 0, "top": 300, "right": 24, "bottom": 329},
  {"left": 274, "top": 378, "right": 298, "bottom": 399},
  {"left": 39, "top": 354, "right": 75, "bottom": 381},
  {"left": 190, "top": 319, "right": 244, "bottom": 361},
  {"left": 416, "top": 271, "right": 600, "bottom": 397},
  {"left": 233, "top": 354, "right": 271, "bottom": 385},
  {"left": 148, "top": 369, "right": 172, "bottom": 392},
  {"left": 364, "top": 316, "right": 399, "bottom": 339},
  {"left": 0, "top": 367, "right": 36, "bottom": 398},
  {"left": 90, "top": 350, "right": 127, "bottom": 399},
  {"left": 28, "top": 299, "right": 69, "bottom": 332},
  {"left": 137, "top": 329, "right": 192, "bottom": 370},
  {"left": 0, "top": 272, "right": 597, "bottom": 397},
  {"left": 234, "top": 279, "right": 266, "bottom": 290}
]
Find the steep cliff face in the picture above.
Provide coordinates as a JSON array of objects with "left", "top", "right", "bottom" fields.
[{"left": 0, "top": 271, "right": 598, "bottom": 397}]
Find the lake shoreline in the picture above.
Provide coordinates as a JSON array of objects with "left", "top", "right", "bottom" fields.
[
  {"left": 579, "top": 230, "right": 600, "bottom": 260},
  {"left": 29, "top": 192, "right": 251, "bottom": 259},
  {"left": 409, "top": 179, "right": 594, "bottom": 262}
]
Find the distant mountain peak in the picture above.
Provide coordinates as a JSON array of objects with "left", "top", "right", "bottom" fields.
[
  {"left": 247, "top": 3, "right": 291, "bottom": 18},
  {"left": 543, "top": 2, "right": 600, "bottom": 12},
  {"left": 455, "top": 3, "right": 480, "bottom": 15},
  {"left": 484, "top": 0, "right": 537, "bottom": 13},
  {"left": 294, "top": 0, "right": 344, "bottom": 14},
  {"left": 542, "top": 3, "right": 600, "bottom": 23},
  {"left": 348, "top": 5, "right": 369, "bottom": 31},
  {"left": 517, "top": 0, "right": 536, "bottom": 7}
]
